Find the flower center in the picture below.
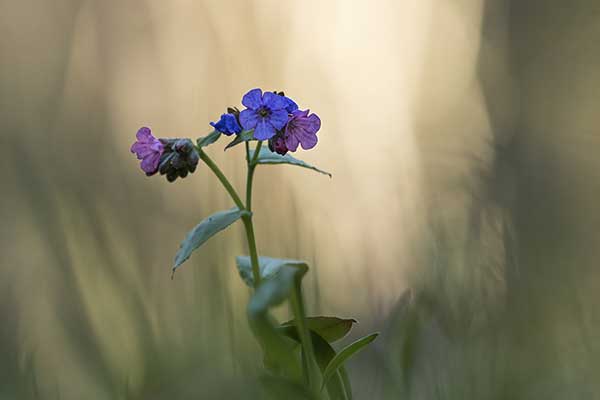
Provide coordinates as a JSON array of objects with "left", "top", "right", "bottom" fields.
[{"left": 257, "top": 106, "right": 270, "bottom": 118}]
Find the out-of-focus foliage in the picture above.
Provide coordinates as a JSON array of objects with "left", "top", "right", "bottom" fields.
[{"left": 2, "top": 0, "right": 600, "bottom": 399}]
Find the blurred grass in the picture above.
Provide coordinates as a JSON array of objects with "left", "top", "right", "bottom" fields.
[{"left": 2, "top": 0, "right": 600, "bottom": 399}]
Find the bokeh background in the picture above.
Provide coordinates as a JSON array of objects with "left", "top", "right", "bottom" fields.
[{"left": 2, "top": 0, "right": 600, "bottom": 399}]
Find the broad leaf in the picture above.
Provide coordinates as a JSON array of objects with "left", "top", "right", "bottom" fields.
[
  {"left": 251, "top": 147, "right": 331, "bottom": 177},
  {"left": 236, "top": 256, "right": 308, "bottom": 288},
  {"left": 321, "top": 333, "right": 379, "bottom": 390},
  {"left": 197, "top": 130, "right": 221, "bottom": 148},
  {"left": 173, "top": 208, "right": 249, "bottom": 273},
  {"left": 225, "top": 129, "right": 254, "bottom": 150},
  {"left": 280, "top": 317, "right": 357, "bottom": 343},
  {"left": 245, "top": 258, "right": 309, "bottom": 379},
  {"left": 247, "top": 262, "right": 308, "bottom": 314}
]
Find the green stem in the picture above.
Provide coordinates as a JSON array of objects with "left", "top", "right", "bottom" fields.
[
  {"left": 246, "top": 141, "right": 262, "bottom": 211},
  {"left": 290, "top": 280, "right": 321, "bottom": 395},
  {"left": 198, "top": 147, "right": 260, "bottom": 285},
  {"left": 244, "top": 140, "right": 263, "bottom": 286},
  {"left": 242, "top": 217, "right": 261, "bottom": 286},
  {"left": 198, "top": 149, "right": 244, "bottom": 210}
]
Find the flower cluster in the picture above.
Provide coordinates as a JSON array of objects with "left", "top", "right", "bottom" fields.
[
  {"left": 157, "top": 138, "right": 200, "bottom": 182},
  {"left": 131, "top": 88, "right": 322, "bottom": 179},
  {"left": 131, "top": 127, "right": 198, "bottom": 182},
  {"left": 211, "top": 88, "right": 321, "bottom": 155}
]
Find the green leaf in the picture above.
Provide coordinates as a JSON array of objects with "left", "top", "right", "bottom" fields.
[
  {"left": 280, "top": 317, "right": 357, "bottom": 343},
  {"left": 321, "top": 333, "right": 379, "bottom": 390},
  {"left": 197, "top": 130, "right": 221, "bottom": 147},
  {"left": 173, "top": 208, "right": 249, "bottom": 273},
  {"left": 259, "top": 375, "right": 316, "bottom": 400},
  {"left": 280, "top": 329, "right": 353, "bottom": 400},
  {"left": 247, "top": 262, "right": 308, "bottom": 313},
  {"left": 244, "top": 258, "right": 308, "bottom": 379},
  {"left": 311, "top": 333, "right": 353, "bottom": 400},
  {"left": 251, "top": 147, "right": 332, "bottom": 177},
  {"left": 236, "top": 256, "right": 309, "bottom": 288},
  {"left": 224, "top": 129, "right": 254, "bottom": 150}
]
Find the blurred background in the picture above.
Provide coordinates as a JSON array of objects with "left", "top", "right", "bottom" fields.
[{"left": 2, "top": 0, "right": 600, "bottom": 398}]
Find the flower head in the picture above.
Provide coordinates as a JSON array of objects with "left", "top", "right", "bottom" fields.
[
  {"left": 158, "top": 138, "right": 200, "bottom": 182},
  {"left": 239, "top": 88, "right": 289, "bottom": 140},
  {"left": 131, "top": 127, "right": 164, "bottom": 175},
  {"left": 210, "top": 113, "right": 242, "bottom": 135},
  {"left": 284, "top": 109, "right": 321, "bottom": 152}
]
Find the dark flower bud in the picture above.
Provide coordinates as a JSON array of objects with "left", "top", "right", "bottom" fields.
[
  {"left": 156, "top": 138, "right": 199, "bottom": 182},
  {"left": 268, "top": 132, "right": 289, "bottom": 155},
  {"left": 227, "top": 107, "right": 240, "bottom": 117},
  {"left": 174, "top": 139, "right": 194, "bottom": 154}
]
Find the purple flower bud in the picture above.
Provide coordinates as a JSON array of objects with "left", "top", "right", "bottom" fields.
[{"left": 130, "top": 127, "right": 164, "bottom": 175}]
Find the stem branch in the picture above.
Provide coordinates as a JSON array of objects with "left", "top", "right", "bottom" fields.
[{"left": 198, "top": 149, "right": 244, "bottom": 210}]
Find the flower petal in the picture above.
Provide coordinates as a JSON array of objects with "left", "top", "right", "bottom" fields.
[
  {"left": 136, "top": 127, "right": 153, "bottom": 142},
  {"left": 140, "top": 152, "right": 161, "bottom": 174},
  {"left": 269, "top": 109, "right": 289, "bottom": 130},
  {"left": 298, "top": 131, "right": 318, "bottom": 150},
  {"left": 295, "top": 113, "right": 321, "bottom": 134},
  {"left": 242, "top": 88, "right": 263, "bottom": 109},
  {"left": 283, "top": 96, "right": 298, "bottom": 113},
  {"left": 240, "top": 109, "right": 259, "bottom": 130},
  {"left": 262, "top": 92, "right": 288, "bottom": 110},
  {"left": 284, "top": 129, "right": 300, "bottom": 151},
  {"left": 254, "top": 119, "right": 276, "bottom": 140}
]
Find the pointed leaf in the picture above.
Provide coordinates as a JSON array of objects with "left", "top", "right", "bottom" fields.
[
  {"left": 280, "top": 317, "right": 357, "bottom": 343},
  {"left": 224, "top": 129, "right": 254, "bottom": 150},
  {"left": 173, "top": 208, "right": 249, "bottom": 272},
  {"left": 197, "top": 130, "right": 221, "bottom": 148},
  {"left": 251, "top": 147, "right": 332, "bottom": 177},
  {"left": 236, "top": 256, "right": 309, "bottom": 288},
  {"left": 321, "top": 333, "right": 379, "bottom": 390},
  {"left": 282, "top": 329, "right": 353, "bottom": 400}
]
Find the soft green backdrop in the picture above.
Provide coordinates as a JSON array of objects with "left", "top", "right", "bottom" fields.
[{"left": 2, "top": 1, "right": 600, "bottom": 399}]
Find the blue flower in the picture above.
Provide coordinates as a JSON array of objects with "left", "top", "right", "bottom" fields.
[
  {"left": 239, "top": 88, "right": 289, "bottom": 140},
  {"left": 282, "top": 95, "right": 298, "bottom": 113},
  {"left": 210, "top": 113, "right": 242, "bottom": 136}
]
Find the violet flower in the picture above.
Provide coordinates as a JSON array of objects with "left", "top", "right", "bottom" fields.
[
  {"left": 239, "top": 88, "right": 289, "bottom": 140},
  {"left": 131, "top": 127, "right": 164, "bottom": 175},
  {"left": 283, "top": 109, "right": 321, "bottom": 151}
]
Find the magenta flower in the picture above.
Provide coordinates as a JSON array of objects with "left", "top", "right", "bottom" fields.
[
  {"left": 239, "top": 88, "right": 289, "bottom": 140},
  {"left": 131, "top": 127, "right": 164, "bottom": 175},
  {"left": 283, "top": 110, "right": 321, "bottom": 151}
]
